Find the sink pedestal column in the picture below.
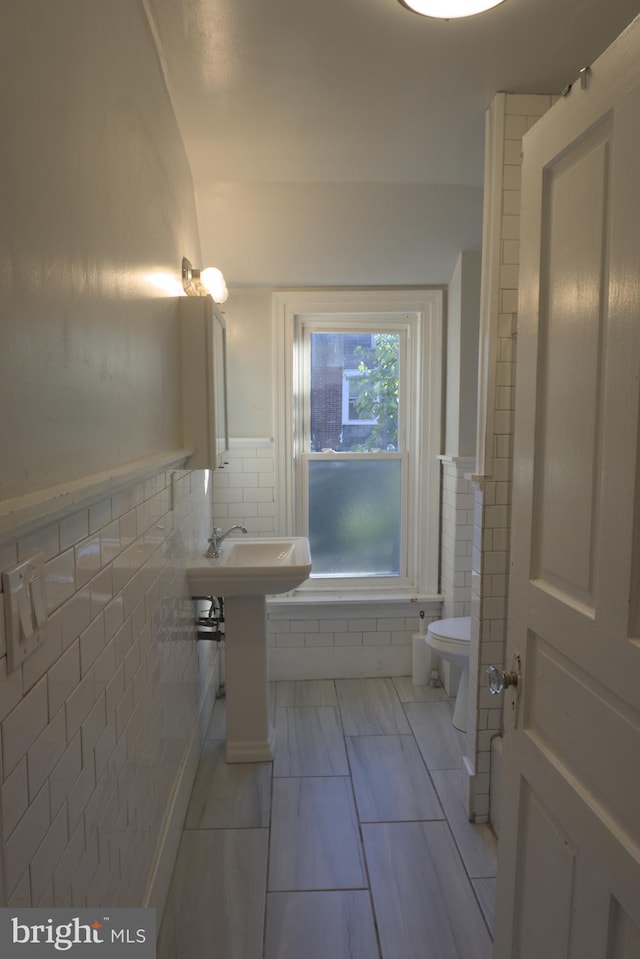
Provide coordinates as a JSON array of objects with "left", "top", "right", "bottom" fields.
[{"left": 223, "top": 594, "right": 275, "bottom": 763}]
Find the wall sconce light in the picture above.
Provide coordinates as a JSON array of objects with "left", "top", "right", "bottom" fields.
[
  {"left": 182, "top": 257, "right": 229, "bottom": 302},
  {"left": 398, "top": 0, "right": 506, "bottom": 17}
]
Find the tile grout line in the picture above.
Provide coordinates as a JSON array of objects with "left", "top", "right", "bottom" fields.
[
  {"left": 261, "top": 704, "right": 276, "bottom": 959},
  {"left": 176, "top": 678, "right": 495, "bottom": 956},
  {"left": 469, "top": 876, "right": 495, "bottom": 940},
  {"left": 337, "top": 681, "right": 385, "bottom": 959},
  {"left": 397, "top": 684, "right": 496, "bottom": 941},
  {"left": 398, "top": 690, "right": 449, "bottom": 820},
  {"left": 341, "top": 677, "right": 493, "bottom": 954}
]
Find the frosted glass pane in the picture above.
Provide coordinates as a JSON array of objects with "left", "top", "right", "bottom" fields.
[{"left": 308, "top": 459, "right": 402, "bottom": 576}]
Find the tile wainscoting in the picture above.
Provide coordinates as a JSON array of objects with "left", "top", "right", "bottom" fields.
[
  {"left": 266, "top": 598, "right": 441, "bottom": 681},
  {"left": 438, "top": 456, "right": 475, "bottom": 621},
  {"left": 0, "top": 462, "right": 216, "bottom": 916}
]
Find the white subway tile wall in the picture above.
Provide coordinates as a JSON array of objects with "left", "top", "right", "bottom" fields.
[
  {"left": 439, "top": 460, "right": 475, "bottom": 621},
  {"left": 217, "top": 443, "right": 439, "bottom": 678},
  {"left": 466, "top": 93, "right": 554, "bottom": 822},
  {"left": 213, "top": 445, "right": 278, "bottom": 534},
  {"left": 266, "top": 612, "right": 432, "bottom": 679},
  {"left": 0, "top": 468, "right": 215, "bottom": 907}
]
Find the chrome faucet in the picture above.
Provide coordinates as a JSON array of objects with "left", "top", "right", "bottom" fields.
[{"left": 206, "top": 525, "right": 248, "bottom": 558}]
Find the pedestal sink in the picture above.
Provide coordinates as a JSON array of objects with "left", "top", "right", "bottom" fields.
[{"left": 187, "top": 537, "right": 312, "bottom": 762}]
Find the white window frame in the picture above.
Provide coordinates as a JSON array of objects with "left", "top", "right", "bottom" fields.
[
  {"left": 273, "top": 290, "right": 443, "bottom": 596},
  {"left": 342, "top": 369, "right": 378, "bottom": 426}
]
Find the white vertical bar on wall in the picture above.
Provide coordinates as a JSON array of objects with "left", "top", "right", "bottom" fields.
[
  {"left": 416, "top": 293, "right": 444, "bottom": 596},
  {"left": 274, "top": 295, "right": 296, "bottom": 535},
  {"left": 475, "top": 94, "right": 507, "bottom": 481}
]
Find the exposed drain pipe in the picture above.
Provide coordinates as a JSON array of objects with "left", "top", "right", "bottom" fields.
[{"left": 195, "top": 596, "right": 226, "bottom": 698}]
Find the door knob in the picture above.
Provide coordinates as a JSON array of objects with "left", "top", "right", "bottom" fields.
[{"left": 487, "top": 665, "right": 518, "bottom": 695}]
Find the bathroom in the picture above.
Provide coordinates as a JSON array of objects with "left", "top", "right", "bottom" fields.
[{"left": 2, "top": 2, "right": 640, "bottom": 957}]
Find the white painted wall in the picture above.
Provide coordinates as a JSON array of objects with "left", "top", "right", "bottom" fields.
[
  {"left": 222, "top": 291, "right": 274, "bottom": 439},
  {"left": 0, "top": 0, "right": 215, "bottom": 917},
  {"left": 0, "top": 1, "right": 202, "bottom": 502},
  {"left": 198, "top": 182, "right": 484, "bottom": 289},
  {"left": 224, "top": 276, "right": 481, "bottom": 449}
]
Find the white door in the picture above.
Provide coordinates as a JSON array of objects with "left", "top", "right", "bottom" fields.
[{"left": 494, "top": 15, "right": 640, "bottom": 959}]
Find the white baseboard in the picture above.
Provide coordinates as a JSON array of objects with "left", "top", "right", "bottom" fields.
[
  {"left": 226, "top": 727, "right": 276, "bottom": 763},
  {"left": 143, "top": 656, "right": 218, "bottom": 921},
  {"left": 461, "top": 754, "right": 491, "bottom": 824}
]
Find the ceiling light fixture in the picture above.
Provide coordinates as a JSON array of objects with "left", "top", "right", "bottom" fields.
[
  {"left": 182, "top": 256, "right": 229, "bottom": 302},
  {"left": 398, "top": 0, "right": 506, "bottom": 18}
]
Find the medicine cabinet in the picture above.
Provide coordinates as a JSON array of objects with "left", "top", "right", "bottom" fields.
[{"left": 179, "top": 296, "right": 229, "bottom": 469}]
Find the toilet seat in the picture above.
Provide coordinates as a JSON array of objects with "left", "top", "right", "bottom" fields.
[{"left": 426, "top": 616, "right": 470, "bottom": 668}]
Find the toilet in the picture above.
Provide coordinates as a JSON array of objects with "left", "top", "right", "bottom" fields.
[{"left": 424, "top": 616, "right": 471, "bottom": 732}]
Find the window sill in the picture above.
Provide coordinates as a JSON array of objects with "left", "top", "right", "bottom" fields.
[{"left": 266, "top": 591, "right": 443, "bottom": 621}]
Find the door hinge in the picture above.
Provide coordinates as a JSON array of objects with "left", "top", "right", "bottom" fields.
[{"left": 562, "top": 65, "right": 591, "bottom": 97}]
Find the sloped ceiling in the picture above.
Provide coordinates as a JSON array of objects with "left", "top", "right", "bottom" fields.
[{"left": 145, "top": 0, "right": 640, "bottom": 285}]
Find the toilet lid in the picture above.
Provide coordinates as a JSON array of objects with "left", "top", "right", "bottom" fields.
[{"left": 427, "top": 616, "right": 471, "bottom": 644}]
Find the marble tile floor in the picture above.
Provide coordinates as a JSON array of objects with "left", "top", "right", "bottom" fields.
[{"left": 158, "top": 677, "right": 497, "bottom": 959}]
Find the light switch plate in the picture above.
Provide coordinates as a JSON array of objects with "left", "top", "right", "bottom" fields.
[{"left": 2, "top": 552, "right": 48, "bottom": 673}]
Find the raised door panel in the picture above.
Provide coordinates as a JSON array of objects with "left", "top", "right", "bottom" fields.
[{"left": 531, "top": 122, "right": 610, "bottom": 611}]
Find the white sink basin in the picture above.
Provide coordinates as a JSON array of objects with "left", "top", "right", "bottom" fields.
[
  {"left": 188, "top": 537, "right": 312, "bottom": 597},
  {"left": 188, "top": 536, "right": 311, "bottom": 762}
]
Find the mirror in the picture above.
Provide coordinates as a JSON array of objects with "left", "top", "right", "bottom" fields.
[{"left": 179, "top": 297, "right": 229, "bottom": 469}]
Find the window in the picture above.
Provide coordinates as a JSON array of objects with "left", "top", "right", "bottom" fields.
[
  {"left": 305, "top": 328, "right": 403, "bottom": 577},
  {"left": 342, "top": 370, "right": 378, "bottom": 427},
  {"left": 274, "top": 291, "right": 443, "bottom": 595}
]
